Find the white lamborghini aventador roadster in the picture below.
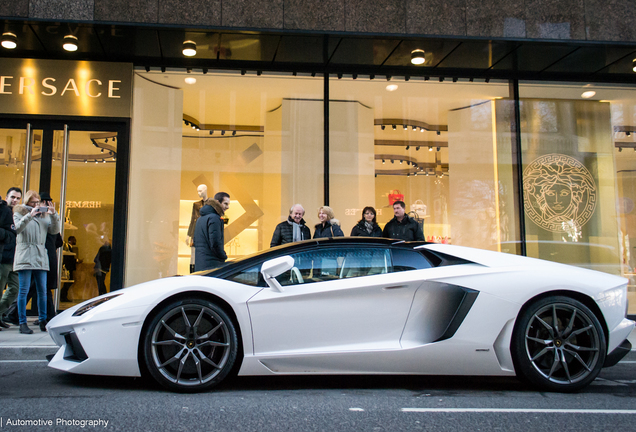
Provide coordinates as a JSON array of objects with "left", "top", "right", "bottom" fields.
[{"left": 47, "top": 238, "right": 634, "bottom": 392}]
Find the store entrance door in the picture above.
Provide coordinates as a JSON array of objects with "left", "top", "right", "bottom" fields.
[{"left": 0, "top": 118, "right": 129, "bottom": 312}]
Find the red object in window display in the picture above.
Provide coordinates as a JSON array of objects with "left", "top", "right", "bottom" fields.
[{"left": 388, "top": 190, "right": 404, "bottom": 206}]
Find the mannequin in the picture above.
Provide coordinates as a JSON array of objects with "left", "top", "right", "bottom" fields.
[{"left": 186, "top": 184, "right": 207, "bottom": 273}]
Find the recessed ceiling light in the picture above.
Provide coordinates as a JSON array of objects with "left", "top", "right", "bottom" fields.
[
  {"left": 581, "top": 91, "right": 596, "bottom": 99},
  {"left": 182, "top": 40, "right": 197, "bottom": 57},
  {"left": 185, "top": 77, "right": 197, "bottom": 84},
  {"left": 1, "top": 32, "right": 17, "bottom": 50},
  {"left": 62, "top": 35, "right": 78, "bottom": 52},
  {"left": 386, "top": 84, "right": 398, "bottom": 91},
  {"left": 411, "top": 49, "right": 425, "bottom": 65},
  {"left": 633, "top": 58, "right": 636, "bottom": 72}
]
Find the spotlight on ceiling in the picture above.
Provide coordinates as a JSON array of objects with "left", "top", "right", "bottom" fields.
[
  {"left": 382, "top": 159, "right": 385, "bottom": 164},
  {"left": 627, "top": 131, "right": 631, "bottom": 137},
  {"left": 1, "top": 32, "right": 17, "bottom": 50},
  {"left": 381, "top": 125, "right": 386, "bottom": 130},
  {"left": 386, "top": 84, "right": 398, "bottom": 91},
  {"left": 406, "top": 145, "right": 410, "bottom": 150},
  {"left": 411, "top": 49, "right": 425, "bottom": 65},
  {"left": 416, "top": 146, "right": 420, "bottom": 151},
  {"left": 633, "top": 59, "right": 636, "bottom": 73},
  {"left": 403, "top": 125, "right": 408, "bottom": 130},
  {"left": 184, "top": 77, "right": 197, "bottom": 85},
  {"left": 392, "top": 125, "right": 396, "bottom": 130},
  {"left": 581, "top": 90, "right": 596, "bottom": 99},
  {"left": 62, "top": 35, "right": 78, "bottom": 52},
  {"left": 436, "top": 146, "right": 441, "bottom": 152},
  {"left": 428, "top": 146, "right": 433, "bottom": 151},
  {"left": 182, "top": 40, "right": 197, "bottom": 57}
]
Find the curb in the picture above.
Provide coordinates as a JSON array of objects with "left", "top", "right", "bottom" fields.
[{"left": 0, "top": 346, "right": 58, "bottom": 361}]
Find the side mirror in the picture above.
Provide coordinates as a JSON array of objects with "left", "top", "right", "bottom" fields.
[{"left": 260, "top": 256, "right": 294, "bottom": 292}]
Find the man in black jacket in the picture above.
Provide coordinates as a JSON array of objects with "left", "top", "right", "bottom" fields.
[
  {"left": 382, "top": 200, "right": 424, "bottom": 241},
  {"left": 0, "top": 188, "right": 21, "bottom": 328},
  {"left": 193, "top": 195, "right": 229, "bottom": 271},
  {"left": 270, "top": 204, "right": 311, "bottom": 247}
]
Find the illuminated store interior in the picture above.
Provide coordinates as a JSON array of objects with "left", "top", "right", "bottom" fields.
[{"left": 127, "top": 70, "right": 636, "bottom": 314}]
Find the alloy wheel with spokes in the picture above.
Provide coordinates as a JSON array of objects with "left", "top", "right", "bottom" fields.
[
  {"left": 143, "top": 299, "right": 238, "bottom": 392},
  {"left": 511, "top": 296, "right": 606, "bottom": 392}
]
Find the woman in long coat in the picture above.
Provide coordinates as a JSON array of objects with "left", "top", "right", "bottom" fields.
[{"left": 13, "top": 190, "right": 60, "bottom": 334}]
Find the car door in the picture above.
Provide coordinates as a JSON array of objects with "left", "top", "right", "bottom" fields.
[{"left": 246, "top": 246, "right": 423, "bottom": 356}]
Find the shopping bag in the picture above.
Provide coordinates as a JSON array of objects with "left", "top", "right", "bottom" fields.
[
  {"left": 388, "top": 190, "right": 404, "bottom": 206},
  {"left": 410, "top": 199, "right": 427, "bottom": 217}
]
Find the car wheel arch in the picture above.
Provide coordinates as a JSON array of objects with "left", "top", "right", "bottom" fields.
[
  {"left": 514, "top": 289, "right": 609, "bottom": 346},
  {"left": 136, "top": 290, "right": 244, "bottom": 381}
]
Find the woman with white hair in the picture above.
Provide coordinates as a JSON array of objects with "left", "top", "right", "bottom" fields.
[{"left": 313, "top": 206, "right": 344, "bottom": 239}]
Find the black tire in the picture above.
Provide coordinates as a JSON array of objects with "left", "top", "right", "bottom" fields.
[
  {"left": 142, "top": 298, "right": 238, "bottom": 392},
  {"left": 511, "top": 296, "right": 606, "bottom": 392}
]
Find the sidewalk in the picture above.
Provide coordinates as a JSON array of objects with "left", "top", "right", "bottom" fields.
[{"left": 0, "top": 318, "right": 58, "bottom": 360}]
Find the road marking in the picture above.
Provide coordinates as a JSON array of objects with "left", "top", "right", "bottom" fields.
[
  {"left": 0, "top": 360, "right": 49, "bottom": 363},
  {"left": 0, "top": 346, "right": 57, "bottom": 349},
  {"left": 620, "top": 361, "right": 636, "bottom": 364},
  {"left": 349, "top": 408, "right": 365, "bottom": 412},
  {"left": 401, "top": 408, "right": 636, "bottom": 414}
]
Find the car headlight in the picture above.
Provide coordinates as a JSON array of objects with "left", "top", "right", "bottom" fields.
[{"left": 72, "top": 294, "right": 123, "bottom": 317}]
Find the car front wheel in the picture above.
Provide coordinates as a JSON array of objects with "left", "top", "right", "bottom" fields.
[
  {"left": 511, "top": 296, "right": 606, "bottom": 392},
  {"left": 142, "top": 298, "right": 238, "bottom": 392}
]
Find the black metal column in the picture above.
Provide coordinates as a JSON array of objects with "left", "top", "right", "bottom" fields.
[
  {"left": 510, "top": 79, "right": 526, "bottom": 256},
  {"left": 38, "top": 127, "right": 54, "bottom": 195},
  {"left": 323, "top": 72, "right": 329, "bottom": 206}
]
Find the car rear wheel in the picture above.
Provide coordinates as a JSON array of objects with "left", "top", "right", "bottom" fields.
[
  {"left": 142, "top": 298, "right": 238, "bottom": 392},
  {"left": 511, "top": 296, "right": 606, "bottom": 392}
]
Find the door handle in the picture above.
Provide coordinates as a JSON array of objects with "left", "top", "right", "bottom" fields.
[{"left": 383, "top": 285, "right": 407, "bottom": 290}]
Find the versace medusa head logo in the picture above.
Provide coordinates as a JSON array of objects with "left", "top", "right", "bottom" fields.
[{"left": 523, "top": 154, "right": 597, "bottom": 233}]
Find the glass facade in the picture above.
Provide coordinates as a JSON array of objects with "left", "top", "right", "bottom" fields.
[
  {"left": 1, "top": 60, "right": 634, "bottom": 315},
  {"left": 124, "top": 72, "right": 636, "bottom": 314}
]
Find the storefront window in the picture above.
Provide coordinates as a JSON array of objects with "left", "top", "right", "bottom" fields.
[
  {"left": 519, "top": 82, "right": 636, "bottom": 313},
  {"left": 128, "top": 71, "right": 323, "bottom": 285},
  {"left": 50, "top": 130, "right": 117, "bottom": 306},
  {"left": 0, "top": 128, "right": 26, "bottom": 191},
  {"left": 328, "top": 77, "right": 521, "bottom": 252}
]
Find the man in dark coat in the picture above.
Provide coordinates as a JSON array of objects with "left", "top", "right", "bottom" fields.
[
  {"left": 194, "top": 197, "right": 228, "bottom": 271},
  {"left": 0, "top": 187, "right": 21, "bottom": 328},
  {"left": 382, "top": 200, "right": 425, "bottom": 241},
  {"left": 270, "top": 204, "right": 311, "bottom": 247},
  {"left": 0, "top": 196, "right": 15, "bottom": 329},
  {"left": 94, "top": 238, "right": 112, "bottom": 296}
]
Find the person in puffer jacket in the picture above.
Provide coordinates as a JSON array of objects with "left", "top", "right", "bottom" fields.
[
  {"left": 313, "top": 206, "right": 344, "bottom": 239},
  {"left": 193, "top": 197, "right": 228, "bottom": 271},
  {"left": 13, "top": 190, "right": 60, "bottom": 334},
  {"left": 350, "top": 206, "right": 383, "bottom": 237},
  {"left": 270, "top": 204, "right": 311, "bottom": 247}
]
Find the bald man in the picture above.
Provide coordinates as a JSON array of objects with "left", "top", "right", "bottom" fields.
[{"left": 270, "top": 204, "right": 311, "bottom": 247}]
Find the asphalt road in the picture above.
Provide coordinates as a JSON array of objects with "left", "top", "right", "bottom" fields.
[{"left": 1, "top": 351, "right": 635, "bottom": 432}]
